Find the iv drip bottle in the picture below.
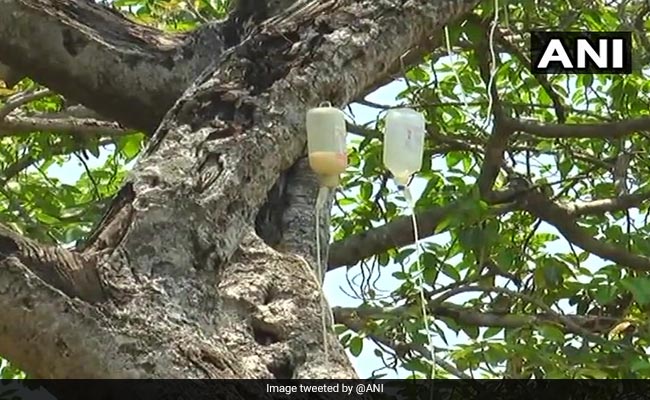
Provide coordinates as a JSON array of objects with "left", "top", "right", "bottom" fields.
[
  {"left": 306, "top": 104, "right": 348, "bottom": 187},
  {"left": 382, "top": 108, "right": 425, "bottom": 186}
]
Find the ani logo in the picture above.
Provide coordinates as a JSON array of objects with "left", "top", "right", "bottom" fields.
[{"left": 530, "top": 31, "right": 632, "bottom": 74}]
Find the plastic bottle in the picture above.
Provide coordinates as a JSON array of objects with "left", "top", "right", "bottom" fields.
[
  {"left": 382, "top": 108, "right": 434, "bottom": 384},
  {"left": 306, "top": 103, "right": 348, "bottom": 187},
  {"left": 382, "top": 108, "right": 426, "bottom": 186}
]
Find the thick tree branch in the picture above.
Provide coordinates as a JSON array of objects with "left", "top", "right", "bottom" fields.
[
  {"left": 328, "top": 200, "right": 514, "bottom": 270},
  {"left": 504, "top": 116, "right": 650, "bottom": 139},
  {"left": 334, "top": 301, "right": 619, "bottom": 338},
  {"left": 0, "top": 95, "right": 133, "bottom": 137},
  {"left": 0, "top": 0, "right": 335, "bottom": 133},
  {"left": 0, "top": 0, "right": 217, "bottom": 132},
  {"left": 569, "top": 191, "right": 650, "bottom": 216},
  {"left": 522, "top": 191, "right": 650, "bottom": 272},
  {"left": 472, "top": 31, "right": 516, "bottom": 203},
  {"left": 476, "top": 123, "right": 514, "bottom": 202},
  {"left": 435, "top": 303, "right": 620, "bottom": 337},
  {"left": 328, "top": 178, "right": 650, "bottom": 272}
]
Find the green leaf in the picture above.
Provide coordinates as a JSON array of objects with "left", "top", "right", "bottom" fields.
[
  {"left": 593, "top": 285, "right": 617, "bottom": 306},
  {"left": 339, "top": 333, "right": 352, "bottom": 346},
  {"left": 349, "top": 336, "right": 363, "bottom": 357},
  {"left": 631, "top": 358, "right": 650, "bottom": 372},
  {"left": 576, "top": 368, "right": 609, "bottom": 378},
  {"left": 333, "top": 324, "right": 348, "bottom": 335},
  {"left": 440, "top": 263, "right": 461, "bottom": 281},
  {"left": 620, "top": 277, "right": 650, "bottom": 305},
  {"left": 393, "top": 271, "right": 408, "bottom": 280},
  {"left": 462, "top": 325, "right": 480, "bottom": 339},
  {"left": 360, "top": 182, "right": 373, "bottom": 200},
  {"left": 539, "top": 257, "right": 568, "bottom": 288},
  {"left": 445, "top": 151, "right": 464, "bottom": 169},
  {"left": 423, "top": 264, "right": 438, "bottom": 284},
  {"left": 434, "top": 215, "right": 454, "bottom": 234},
  {"left": 402, "top": 358, "right": 431, "bottom": 375},
  {"left": 63, "top": 226, "right": 86, "bottom": 244},
  {"left": 483, "top": 327, "right": 503, "bottom": 339},
  {"left": 86, "top": 137, "right": 101, "bottom": 158},
  {"left": 539, "top": 325, "right": 565, "bottom": 344},
  {"left": 463, "top": 19, "right": 484, "bottom": 43},
  {"left": 405, "top": 66, "right": 430, "bottom": 83},
  {"left": 445, "top": 24, "right": 463, "bottom": 47},
  {"left": 338, "top": 198, "right": 356, "bottom": 206},
  {"left": 395, "top": 248, "right": 416, "bottom": 263},
  {"left": 377, "top": 251, "right": 389, "bottom": 266},
  {"left": 117, "top": 133, "right": 145, "bottom": 161}
]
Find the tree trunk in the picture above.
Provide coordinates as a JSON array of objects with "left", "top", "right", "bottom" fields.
[{"left": 0, "top": 0, "right": 480, "bottom": 379}]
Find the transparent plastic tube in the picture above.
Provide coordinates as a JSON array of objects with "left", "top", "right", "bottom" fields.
[{"left": 315, "top": 186, "right": 330, "bottom": 361}]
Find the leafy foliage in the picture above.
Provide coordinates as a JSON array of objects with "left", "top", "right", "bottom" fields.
[
  {"left": 3, "top": 0, "right": 650, "bottom": 380},
  {"left": 332, "top": 0, "right": 650, "bottom": 379}
]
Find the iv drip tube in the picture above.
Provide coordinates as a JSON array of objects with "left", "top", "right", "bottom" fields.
[
  {"left": 400, "top": 184, "right": 436, "bottom": 384},
  {"left": 315, "top": 185, "right": 330, "bottom": 362},
  {"left": 306, "top": 99, "right": 347, "bottom": 365}
]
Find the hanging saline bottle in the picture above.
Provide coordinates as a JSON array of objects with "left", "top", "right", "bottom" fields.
[
  {"left": 306, "top": 102, "right": 348, "bottom": 188},
  {"left": 305, "top": 101, "right": 348, "bottom": 364},
  {"left": 382, "top": 108, "right": 426, "bottom": 188},
  {"left": 381, "top": 107, "right": 436, "bottom": 385}
]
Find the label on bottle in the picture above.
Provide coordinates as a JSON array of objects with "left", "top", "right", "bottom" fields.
[{"left": 405, "top": 126, "right": 420, "bottom": 150}]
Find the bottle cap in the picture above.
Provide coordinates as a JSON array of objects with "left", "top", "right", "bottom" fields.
[
  {"left": 319, "top": 174, "right": 340, "bottom": 188},
  {"left": 394, "top": 175, "right": 410, "bottom": 186}
]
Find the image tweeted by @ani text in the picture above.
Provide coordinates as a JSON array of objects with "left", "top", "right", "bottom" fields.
[{"left": 266, "top": 382, "right": 384, "bottom": 396}]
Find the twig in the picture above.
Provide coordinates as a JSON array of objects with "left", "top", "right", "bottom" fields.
[
  {"left": 0, "top": 139, "right": 113, "bottom": 185},
  {"left": 0, "top": 115, "right": 132, "bottom": 137},
  {"left": 0, "top": 89, "right": 53, "bottom": 120}
]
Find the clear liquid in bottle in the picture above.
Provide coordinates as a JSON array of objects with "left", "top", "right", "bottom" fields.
[{"left": 383, "top": 108, "right": 425, "bottom": 185}]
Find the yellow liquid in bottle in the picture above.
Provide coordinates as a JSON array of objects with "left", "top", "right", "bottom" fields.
[{"left": 308, "top": 151, "right": 347, "bottom": 176}]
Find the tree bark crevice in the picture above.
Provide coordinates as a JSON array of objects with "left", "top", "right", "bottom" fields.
[{"left": 0, "top": 223, "right": 104, "bottom": 302}]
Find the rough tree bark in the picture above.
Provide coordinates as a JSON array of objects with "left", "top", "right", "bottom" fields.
[{"left": 0, "top": 0, "right": 480, "bottom": 380}]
